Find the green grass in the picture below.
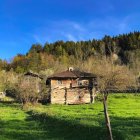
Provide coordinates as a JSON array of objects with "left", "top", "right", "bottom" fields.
[
  {"left": 0, "top": 94, "right": 140, "bottom": 140},
  {"left": 0, "top": 102, "right": 52, "bottom": 140}
]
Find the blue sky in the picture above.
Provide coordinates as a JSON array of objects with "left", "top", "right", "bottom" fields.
[{"left": 0, "top": 0, "right": 140, "bottom": 60}]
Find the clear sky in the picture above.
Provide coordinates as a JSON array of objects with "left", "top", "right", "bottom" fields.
[{"left": 0, "top": 0, "right": 140, "bottom": 60}]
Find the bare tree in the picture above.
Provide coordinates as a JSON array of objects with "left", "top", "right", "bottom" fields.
[
  {"left": 16, "top": 76, "right": 42, "bottom": 106},
  {"left": 77, "top": 56, "right": 136, "bottom": 140},
  {"left": 96, "top": 58, "right": 136, "bottom": 140}
]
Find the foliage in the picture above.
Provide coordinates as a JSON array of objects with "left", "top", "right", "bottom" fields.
[
  {"left": 0, "top": 31, "right": 140, "bottom": 75},
  {"left": 0, "top": 70, "right": 18, "bottom": 92},
  {"left": 95, "top": 58, "right": 136, "bottom": 92},
  {"left": 15, "top": 76, "right": 43, "bottom": 105}
]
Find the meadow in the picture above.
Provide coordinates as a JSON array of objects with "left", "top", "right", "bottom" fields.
[{"left": 0, "top": 94, "right": 140, "bottom": 140}]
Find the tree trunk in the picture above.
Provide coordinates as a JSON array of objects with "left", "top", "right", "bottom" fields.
[{"left": 103, "top": 94, "right": 113, "bottom": 140}]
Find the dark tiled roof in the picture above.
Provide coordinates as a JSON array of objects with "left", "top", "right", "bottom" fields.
[
  {"left": 24, "top": 71, "right": 43, "bottom": 79},
  {"left": 48, "top": 70, "right": 96, "bottom": 79}
]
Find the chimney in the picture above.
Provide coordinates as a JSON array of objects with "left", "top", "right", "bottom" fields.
[{"left": 68, "top": 67, "right": 74, "bottom": 71}]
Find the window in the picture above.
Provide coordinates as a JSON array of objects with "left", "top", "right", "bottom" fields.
[
  {"left": 78, "top": 80, "right": 82, "bottom": 86},
  {"left": 58, "top": 80, "right": 62, "bottom": 85},
  {"left": 78, "top": 80, "right": 89, "bottom": 86}
]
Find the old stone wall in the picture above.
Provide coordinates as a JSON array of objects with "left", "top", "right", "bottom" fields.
[
  {"left": 66, "top": 88, "right": 91, "bottom": 104},
  {"left": 51, "top": 89, "right": 65, "bottom": 104},
  {"left": 51, "top": 88, "right": 95, "bottom": 104}
]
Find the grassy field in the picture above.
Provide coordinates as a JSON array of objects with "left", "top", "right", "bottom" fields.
[{"left": 0, "top": 94, "right": 140, "bottom": 140}]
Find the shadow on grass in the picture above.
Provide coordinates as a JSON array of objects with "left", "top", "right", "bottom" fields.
[
  {"left": 27, "top": 111, "right": 108, "bottom": 140},
  {"left": 0, "top": 102, "right": 140, "bottom": 140},
  {"left": 111, "top": 116, "right": 140, "bottom": 140},
  {"left": 0, "top": 116, "right": 56, "bottom": 140},
  {"left": 0, "top": 102, "right": 49, "bottom": 140},
  {"left": 0, "top": 102, "right": 107, "bottom": 140},
  {"left": 0, "top": 115, "right": 108, "bottom": 140},
  {"left": 0, "top": 100, "right": 17, "bottom": 104},
  {"left": 27, "top": 111, "right": 140, "bottom": 140},
  {"left": 0, "top": 100, "right": 19, "bottom": 107}
]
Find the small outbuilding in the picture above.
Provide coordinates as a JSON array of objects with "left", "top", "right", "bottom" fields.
[
  {"left": 46, "top": 67, "right": 97, "bottom": 104},
  {"left": 24, "top": 71, "right": 43, "bottom": 93},
  {"left": 24, "top": 71, "right": 43, "bottom": 79}
]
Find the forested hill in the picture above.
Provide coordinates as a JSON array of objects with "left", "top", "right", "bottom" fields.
[{"left": 0, "top": 31, "right": 140, "bottom": 73}]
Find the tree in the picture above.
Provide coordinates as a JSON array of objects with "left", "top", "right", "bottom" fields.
[
  {"left": 29, "top": 44, "right": 43, "bottom": 53},
  {"left": 27, "top": 52, "right": 41, "bottom": 72},
  {"left": 16, "top": 76, "right": 42, "bottom": 106},
  {"left": 43, "top": 42, "right": 51, "bottom": 54},
  {"left": 0, "top": 70, "right": 19, "bottom": 98},
  {"left": 96, "top": 58, "right": 136, "bottom": 140},
  {"left": 76, "top": 56, "right": 136, "bottom": 140}
]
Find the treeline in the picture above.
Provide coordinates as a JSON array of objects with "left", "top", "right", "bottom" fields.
[
  {"left": 0, "top": 31, "right": 140, "bottom": 105},
  {"left": 0, "top": 31, "right": 140, "bottom": 73}
]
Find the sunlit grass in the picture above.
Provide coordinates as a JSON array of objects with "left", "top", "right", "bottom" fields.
[
  {"left": 30, "top": 94, "right": 140, "bottom": 140},
  {"left": 0, "top": 102, "right": 49, "bottom": 140},
  {"left": 0, "top": 94, "right": 140, "bottom": 140}
]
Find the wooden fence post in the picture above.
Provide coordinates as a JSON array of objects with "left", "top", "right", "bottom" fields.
[
  {"left": 103, "top": 93, "right": 113, "bottom": 140},
  {"left": 65, "top": 87, "right": 67, "bottom": 104}
]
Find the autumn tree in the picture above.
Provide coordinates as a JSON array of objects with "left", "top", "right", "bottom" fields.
[
  {"left": 16, "top": 76, "right": 42, "bottom": 106},
  {"left": 94, "top": 58, "right": 135, "bottom": 140},
  {"left": 75, "top": 56, "right": 136, "bottom": 140},
  {"left": 0, "top": 70, "right": 19, "bottom": 98},
  {"left": 29, "top": 44, "right": 43, "bottom": 53}
]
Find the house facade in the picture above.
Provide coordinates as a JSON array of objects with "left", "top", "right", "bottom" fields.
[{"left": 46, "top": 67, "right": 97, "bottom": 104}]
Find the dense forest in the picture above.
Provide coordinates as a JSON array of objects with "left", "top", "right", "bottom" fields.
[{"left": 0, "top": 31, "right": 140, "bottom": 74}]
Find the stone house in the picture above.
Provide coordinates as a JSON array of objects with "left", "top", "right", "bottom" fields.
[
  {"left": 46, "top": 67, "right": 97, "bottom": 104},
  {"left": 24, "top": 71, "right": 43, "bottom": 93}
]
